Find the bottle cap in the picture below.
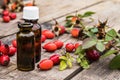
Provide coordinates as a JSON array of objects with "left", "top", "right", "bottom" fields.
[{"left": 23, "top": 6, "right": 39, "bottom": 20}]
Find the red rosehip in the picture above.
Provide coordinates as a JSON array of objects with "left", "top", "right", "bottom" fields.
[
  {"left": 49, "top": 54, "right": 60, "bottom": 65},
  {"left": 65, "top": 43, "right": 75, "bottom": 52},
  {"left": 86, "top": 49, "right": 100, "bottom": 61},
  {"left": 53, "top": 40, "right": 63, "bottom": 49},
  {"left": 2, "top": 10, "right": 9, "bottom": 16},
  {"left": 59, "top": 26, "right": 65, "bottom": 35},
  {"left": 8, "top": 46, "right": 16, "bottom": 56},
  {"left": 42, "top": 29, "right": 49, "bottom": 35},
  {"left": 9, "top": 13, "right": 17, "bottom": 20},
  {"left": 42, "top": 30, "right": 55, "bottom": 39},
  {"left": 71, "top": 28, "right": 80, "bottom": 38},
  {"left": 0, "top": 44, "right": 9, "bottom": 55},
  {"left": 0, "top": 55, "right": 10, "bottom": 66},
  {"left": 12, "top": 39, "right": 17, "bottom": 48},
  {"left": 3, "top": 16, "right": 10, "bottom": 23},
  {"left": 37, "top": 59, "right": 53, "bottom": 70},
  {"left": 41, "top": 35, "right": 46, "bottom": 42},
  {"left": 43, "top": 43, "right": 57, "bottom": 52},
  {"left": 75, "top": 43, "right": 81, "bottom": 49},
  {"left": 42, "top": 42, "right": 52, "bottom": 49}
]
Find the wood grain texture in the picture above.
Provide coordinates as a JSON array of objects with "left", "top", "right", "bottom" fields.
[
  {"left": 71, "top": 55, "right": 116, "bottom": 80},
  {"left": 0, "top": 0, "right": 120, "bottom": 80},
  {"left": 0, "top": 0, "right": 104, "bottom": 38}
]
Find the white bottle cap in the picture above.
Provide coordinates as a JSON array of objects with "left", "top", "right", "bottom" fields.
[{"left": 23, "top": 6, "right": 39, "bottom": 20}]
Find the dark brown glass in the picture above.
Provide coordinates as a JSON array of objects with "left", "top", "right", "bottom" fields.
[
  {"left": 24, "top": 19, "right": 41, "bottom": 63},
  {"left": 17, "top": 23, "right": 35, "bottom": 71}
]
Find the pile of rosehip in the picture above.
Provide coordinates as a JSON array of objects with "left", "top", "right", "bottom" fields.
[
  {"left": 38, "top": 29, "right": 81, "bottom": 70},
  {"left": 2, "top": 10, "right": 17, "bottom": 23},
  {"left": 0, "top": 40, "right": 16, "bottom": 66},
  {"left": 37, "top": 41, "right": 80, "bottom": 70}
]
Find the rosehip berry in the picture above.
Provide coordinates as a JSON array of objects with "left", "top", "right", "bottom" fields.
[
  {"left": 37, "top": 59, "right": 53, "bottom": 70},
  {"left": 9, "top": 13, "right": 17, "bottom": 20},
  {"left": 0, "top": 55, "right": 10, "bottom": 66},
  {"left": 75, "top": 43, "right": 81, "bottom": 49},
  {"left": 49, "top": 54, "right": 60, "bottom": 65},
  {"left": 2, "top": 10, "right": 9, "bottom": 16},
  {"left": 65, "top": 43, "right": 75, "bottom": 52},
  {"left": 3, "top": 16, "right": 10, "bottom": 23},
  {"left": 0, "top": 44, "right": 9, "bottom": 55},
  {"left": 43, "top": 42, "right": 57, "bottom": 52},
  {"left": 72, "top": 16, "right": 77, "bottom": 23},
  {"left": 42, "top": 29, "right": 49, "bottom": 34},
  {"left": 42, "top": 42, "right": 52, "bottom": 49},
  {"left": 53, "top": 40, "right": 63, "bottom": 49},
  {"left": 71, "top": 28, "right": 80, "bottom": 38},
  {"left": 8, "top": 46, "right": 16, "bottom": 56},
  {"left": 42, "top": 30, "right": 55, "bottom": 39},
  {"left": 86, "top": 49, "right": 100, "bottom": 61},
  {"left": 59, "top": 26, "right": 65, "bottom": 35},
  {"left": 12, "top": 39, "right": 17, "bottom": 48},
  {"left": 41, "top": 35, "right": 46, "bottom": 42}
]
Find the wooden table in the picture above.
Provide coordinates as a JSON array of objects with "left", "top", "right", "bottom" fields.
[{"left": 0, "top": 0, "right": 120, "bottom": 80}]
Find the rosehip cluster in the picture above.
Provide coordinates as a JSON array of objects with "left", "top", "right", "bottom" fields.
[
  {"left": 0, "top": 40, "right": 17, "bottom": 66},
  {"left": 37, "top": 54, "right": 60, "bottom": 70},
  {"left": 43, "top": 40, "right": 64, "bottom": 52},
  {"left": 41, "top": 29, "right": 55, "bottom": 43},
  {"left": 2, "top": 10, "right": 17, "bottom": 23},
  {"left": 41, "top": 28, "right": 66, "bottom": 43},
  {"left": 65, "top": 42, "right": 81, "bottom": 52}
]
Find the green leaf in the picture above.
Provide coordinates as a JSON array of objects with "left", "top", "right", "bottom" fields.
[
  {"left": 80, "top": 59, "right": 89, "bottom": 69},
  {"left": 105, "top": 34, "right": 113, "bottom": 41},
  {"left": 82, "top": 11, "right": 95, "bottom": 18},
  {"left": 109, "top": 54, "right": 120, "bottom": 69},
  {"left": 78, "top": 14, "right": 82, "bottom": 18},
  {"left": 101, "top": 50, "right": 118, "bottom": 58},
  {"left": 74, "top": 46, "right": 84, "bottom": 55},
  {"left": 59, "top": 60, "right": 67, "bottom": 71},
  {"left": 67, "top": 59, "right": 72, "bottom": 68},
  {"left": 60, "top": 56, "right": 67, "bottom": 61},
  {"left": 83, "top": 31, "right": 95, "bottom": 37},
  {"left": 64, "top": 20, "right": 72, "bottom": 27},
  {"left": 66, "top": 15, "right": 74, "bottom": 19},
  {"left": 77, "top": 58, "right": 81, "bottom": 63},
  {"left": 90, "top": 27, "right": 98, "bottom": 33},
  {"left": 82, "top": 38, "right": 97, "bottom": 49},
  {"left": 96, "top": 41, "right": 105, "bottom": 52},
  {"left": 79, "top": 54, "right": 85, "bottom": 59},
  {"left": 82, "top": 64, "right": 90, "bottom": 69},
  {"left": 106, "top": 29, "right": 117, "bottom": 38}
]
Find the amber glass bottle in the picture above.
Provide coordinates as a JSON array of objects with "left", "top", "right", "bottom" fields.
[
  {"left": 23, "top": 6, "right": 41, "bottom": 63},
  {"left": 17, "top": 23, "right": 35, "bottom": 71}
]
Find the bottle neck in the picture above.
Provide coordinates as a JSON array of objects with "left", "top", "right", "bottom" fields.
[
  {"left": 18, "top": 23, "right": 33, "bottom": 33},
  {"left": 24, "top": 19, "right": 38, "bottom": 24},
  {"left": 20, "top": 27, "right": 32, "bottom": 33}
]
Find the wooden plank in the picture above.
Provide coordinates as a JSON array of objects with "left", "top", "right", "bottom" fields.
[
  {"left": 36, "top": 0, "right": 105, "bottom": 23},
  {"left": 0, "top": 0, "right": 105, "bottom": 38},
  {"left": 0, "top": 34, "right": 82, "bottom": 80},
  {"left": 70, "top": 0, "right": 120, "bottom": 80},
  {"left": 71, "top": 55, "right": 116, "bottom": 80},
  {"left": 0, "top": 0, "right": 120, "bottom": 80},
  {"left": 0, "top": 29, "right": 82, "bottom": 80}
]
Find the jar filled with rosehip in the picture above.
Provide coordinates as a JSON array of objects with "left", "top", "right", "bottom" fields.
[
  {"left": 23, "top": 6, "right": 41, "bottom": 63},
  {"left": 17, "top": 22, "right": 35, "bottom": 71}
]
